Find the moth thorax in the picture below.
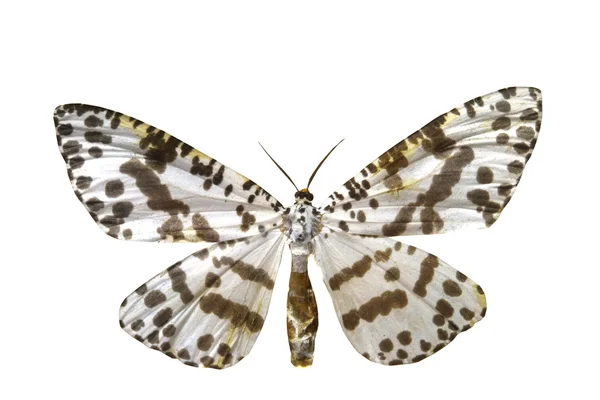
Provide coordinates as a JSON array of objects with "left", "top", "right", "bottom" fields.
[{"left": 286, "top": 204, "right": 319, "bottom": 246}]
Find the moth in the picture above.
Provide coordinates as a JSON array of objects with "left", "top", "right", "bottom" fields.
[{"left": 54, "top": 87, "right": 541, "bottom": 369}]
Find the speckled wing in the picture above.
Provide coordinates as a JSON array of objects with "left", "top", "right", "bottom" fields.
[
  {"left": 120, "top": 228, "right": 286, "bottom": 369},
  {"left": 314, "top": 231, "right": 486, "bottom": 365},
  {"left": 320, "top": 87, "right": 542, "bottom": 236},
  {"left": 54, "top": 104, "right": 283, "bottom": 242}
]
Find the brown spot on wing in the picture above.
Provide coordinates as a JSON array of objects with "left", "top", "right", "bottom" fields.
[
  {"left": 383, "top": 173, "right": 403, "bottom": 189},
  {"left": 205, "top": 272, "right": 221, "bottom": 288},
  {"left": 63, "top": 140, "right": 82, "bottom": 156},
  {"left": 177, "top": 349, "right": 190, "bottom": 360},
  {"left": 374, "top": 248, "right": 392, "bottom": 263},
  {"left": 379, "top": 338, "right": 393, "bottom": 352},
  {"left": 382, "top": 146, "right": 474, "bottom": 236},
  {"left": 442, "top": 280, "right": 462, "bottom": 297},
  {"left": 157, "top": 216, "right": 184, "bottom": 241},
  {"left": 167, "top": 262, "right": 194, "bottom": 303},
  {"left": 240, "top": 211, "right": 256, "bottom": 232},
  {"left": 135, "top": 284, "right": 148, "bottom": 295},
  {"left": 144, "top": 290, "right": 166, "bottom": 307},
  {"left": 84, "top": 115, "right": 104, "bottom": 127},
  {"left": 520, "top": 108, "right": 539, "bottom": 121},
  {"left": 357, "top": 210, "right": 366, "bottom": 222},
  {"left": 57, "top": 123, "right": 73, "bottom": 136},
  {"left": 84, "top": 130, "right": 112, "bottom": 144},
  {"left": 199, "top": 293, "right": 264, "bottom": 333},
  {"left": 217, "top": 343, "right": 232, "bottom": 360},
  {"left": 76, "top": 176, "right": 92, "bottom": 190},
  {"left": 420, "top": 340, "right": 432, "bottom": 352},
  {"left": 163, "top": 325, "right": 176, "bottom": 337},
  {"left": 105, "top": 180, "right": 124, "bottom": 198},
  {"left": 341, "top": 290, "right": 408, "bottom": 330},
  {"left": 195, "top": 248, "right": 209, "bottom": 260},
  {"left": 192, "top": 213, "right": 220, "bottom": 242},
  {"left": 138, "top": 126, "right": 185, "bottom": 173},
  {"left": 517, "top": 126, "right": 535, "bottom": 140},
  {"left": 460, "top": 307, "right": 475, "bottom": 320},
  {"left": 197, "top": 334, "right": 214, "bottom": 351},
  {"left": 120, "top": 159, "right": 190, "bottom": 216},
  {"left": 435, "top": 299, "right": 454, "bottom": 318},
  {"left": 397, "top": 330, "right": 412, "bottom": 345},
  {"left": 467, "top": 189, "right": 502, "bottom": 227},
  {"left": 369, "top": 199, "right": 379, "bottom": 209},
  {"left": 339, "top": 221, "right": 349, "bottom": 232},
  {"left": 131, "top": 320, "right": 144, "bottom": 331},
  {"left": 413, "top": 254, "right": 438, "bottom": 297},
  {"left": 495, "top": 100, "right": 511, "bottom": 113},
  {"left": 432, "top": 314, "right": 445, "bottom": 326},
  {"left": 88, "top": 146, "right": 103, "bottom": 158},
  {"left": 384, "top": 267, "right": 400, "bottom": 281},
  {"left": 223, "top": 258, "right": 275, "bottom": 289},
  {"left": 329, "top": 256, "right": 372, "bottom": 291},
  {"left": 476, "top": 167, "right": 494, "bottom": 184},
  {"left": 153, "top": 307, "right": 173, "bottom": 327},
  {"left": 496, "top": 133, "right": 509, "bottom": 144},
  {"left": 113, "top": 201, "right": 133, "bottom": 218}
]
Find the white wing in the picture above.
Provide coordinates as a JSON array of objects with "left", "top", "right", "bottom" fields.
[
  {"left": 314, "top": 231, "right": 486, "bottom": 365},
  {"left": 320, "top": 87, "right": 542, "bottom": 236},
  {"left": 119, "top": 229, "right": 286, "bottom": 369},
  {"left": 55, "top": 104, "right": 283, "bottom": 242}
]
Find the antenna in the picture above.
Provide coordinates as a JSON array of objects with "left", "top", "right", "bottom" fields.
[
  {"left": 258, "top": 142, "right": 299, "bottom": 192},
  {"left": 306, "top": 139, "right": 344, "bottom": 189}
]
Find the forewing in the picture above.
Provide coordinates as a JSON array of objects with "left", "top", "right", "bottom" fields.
[
  {"left": 119, "top": 229, "right": 286, "bottom": 369},
  {"left": 320, "top": 87, "right": 541, "bottom": 236},
  {"left": 314, "top": 231, "right": 486, "bottom": 365},
  {"left": 55, "top": 104, "right": 283, "bottom": 242}
]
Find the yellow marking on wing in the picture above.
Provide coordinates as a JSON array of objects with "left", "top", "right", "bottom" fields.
[
  {"left": 118, "top": 114, "right": 212, "bottom": 161},
  {"left": 118, "top": 114, "right": 148, "bottom": 138},
  {"left": 214, "top": 325, "right": 238, "bottom": 369},
  {"left": 440, "top": 110, "right": 461, "bottom": 127},
  {"left": 368, "top": 137, "right": 424, "bottom": 177},
  {"left": 184, "top": 148, "right": 212, "bottom": 161},
  {"left": 118, "top": 116, "right": 253, "bottom": 185},
  {"left": 475, "top": 284, "right": 487, "bottom": 309},
  {"left": 399, "top": 136, "right": 422, "bottom": 159},
  {"left": 213, "top": 295, "right": 267, "bottom": 368}
]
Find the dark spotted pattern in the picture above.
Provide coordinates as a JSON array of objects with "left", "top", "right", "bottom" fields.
[
  {"left": 144, "top": 290, "right": 166, "bottom": 308},
  {"left": 413, "top": 254, "right": 438, "bottom": 297},
  {"left": 55, "top": 104, "right": 283, "bottom": 242},
  {"left": 320, "top": 87, "right": 542, "bottom": 237},
  {"left": 384, "top": 267, "right": 400, "bottom": 281},
  {"left": 167, "top": 262, "right": 194, "bottom": 304},
  {"left": 118, "top": 231, "right": 284, "bottom": 369},
  {"left": 342, "top": 290, "right": 408, "bottom": 330},
  {"left": 374, "top": 248, "right": 392, "bottom": 262},
  {"left": 199, "top": 293, "right": 264, "bottom": 333},
  {"left": 316, "top": 234, "right": 486, "bottom": 366},
  {"left": 329, "top": 256, "right": 372, "bottom": 291},
  {"left": 197, "top": 334, "right": 214, "bottom": 351}
]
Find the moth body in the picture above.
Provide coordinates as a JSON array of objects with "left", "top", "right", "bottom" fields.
[{"left": 284, "top": 190, "right": 320, "bottom": 366}]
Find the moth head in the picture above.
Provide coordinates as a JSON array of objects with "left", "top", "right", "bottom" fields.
[{"left": 294, "top": 188, "right": 314, "bottom": 203}]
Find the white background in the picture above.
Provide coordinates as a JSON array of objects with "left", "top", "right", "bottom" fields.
[{"left": 1, "top": 1, "right": 598, "bottom": 399}]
